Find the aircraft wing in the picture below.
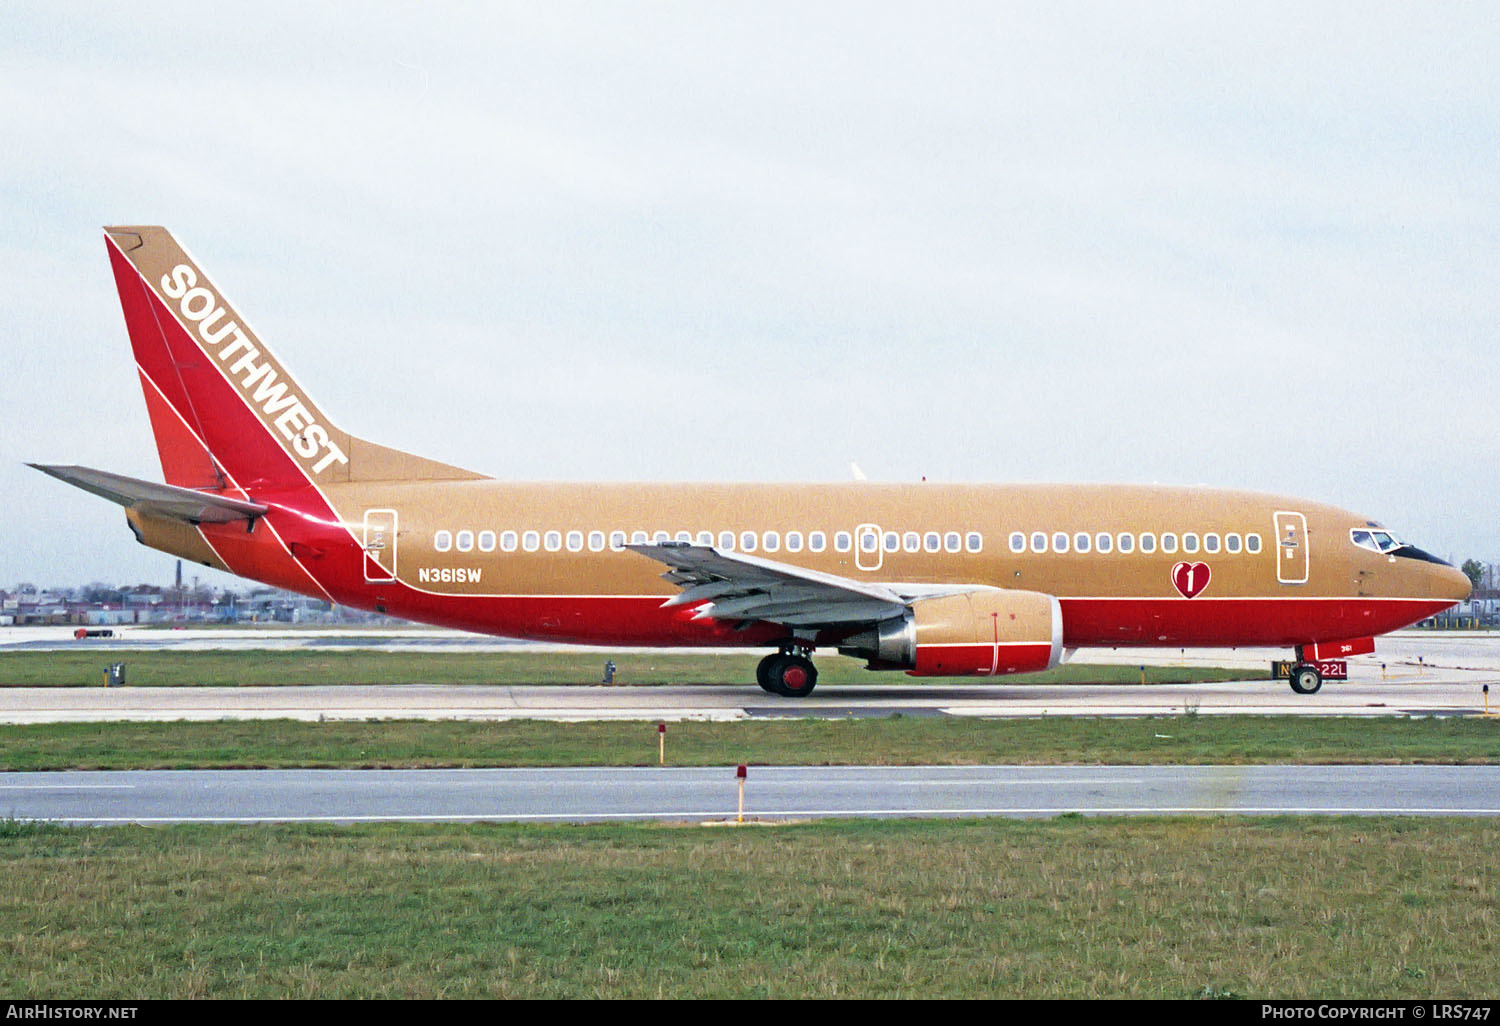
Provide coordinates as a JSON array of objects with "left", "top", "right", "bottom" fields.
[
  {"left": 626, "top": 542, "right": 913, "bottom": 626},
  {"left": 29, "top": 464, "right": 268, "bottom": 525}
]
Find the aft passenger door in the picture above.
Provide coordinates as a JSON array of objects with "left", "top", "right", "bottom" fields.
[
  {"left": 363, "top": 508, "right": 398, "bottom": 582},
  {"left": 1273, "top": 511, "right": 1308, "bottom": 585}
]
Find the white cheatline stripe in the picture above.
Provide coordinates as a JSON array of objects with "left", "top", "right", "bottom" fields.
[
  {"left": 131, "top": 358, "right": 335, "bottom": 604},
  {"left": 1061, "top": 595, "right": 1447, "bottom": 603},
  {"left": 920, "top": 642, "right": 1052, "bottom": 648},
  {"left": 131, "top": 248, "right": 216, "bottom": 456},
  {"left": 132, "top": 366, "right": 239, "bottom": 580},
  {"left": 133, "top": 365, "right": 249, "bottom": 501}
]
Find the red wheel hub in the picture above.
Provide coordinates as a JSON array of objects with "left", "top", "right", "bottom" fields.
[{"left": 782, "top": 665, "right": 808, "bottom": 690}]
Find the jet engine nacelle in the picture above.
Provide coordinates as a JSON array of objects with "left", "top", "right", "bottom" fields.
[{"left": 840, "top": 589, "right": 1064, "bottom": 677}]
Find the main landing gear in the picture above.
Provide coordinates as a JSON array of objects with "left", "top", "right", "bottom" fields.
[{"left": 757, "top": 647, "right": 819, "bottom": 698}]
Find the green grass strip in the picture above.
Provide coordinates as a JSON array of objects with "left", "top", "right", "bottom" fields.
[
  {"left": 2, "top": 715, "right": 1497, "bottom": 770},
  {"left": 0, "top": 649, "right": 1260, "bottom": 687},
  {"left": 0, "top": 817, "right": 1494, "bottom": 998}
]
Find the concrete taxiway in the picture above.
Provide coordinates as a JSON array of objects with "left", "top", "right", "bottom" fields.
[
  {"left": 4, "top": 765, "right": 1498, "bottom": 824},
  {"left": 4, "top": 626, "right": 1493, "bottom": 671},
  {"left": 0, "top": 677, "right": 1497, "bottom": 723},
  {"left": 2, "top": 627, "right": 1495, "bottom": 722}
]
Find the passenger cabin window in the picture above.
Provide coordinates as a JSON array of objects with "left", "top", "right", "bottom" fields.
[
  {"left": 544, "top": 531, "right": 562, "bottom": 552},
  {"left": 763, "top": 531, "right": 780, "bottom": 552},
  {"left": 478, "top": 530, "right": 496, "bottom": 552},
  {"left": 903, "top": 532, "right": 920, "bottom": 553},
  {"left": 884, "top": 532, "right": 900, "bottom": 553},
  {"left": 859, "top": 532, "right": 877, "bottom": 553},
  {"left": 1225, "top": 533, "right": 1241, "bottom": 553},
  {"left": 719, "top": 531, "right": 736, "bottom": 550},
  {"left": 675, "top": 531, "right": 692, "bottom": 543},
  {"left": 456, "top": 531, "right": 474, "bottom": 553},
  {"left": 1096, "top": 532, "right": 1113, "bottom": 553},
  {"left": 1031, "top": 532, "right": 1048, "bottom": 553},
  {"left": 523, "top": 531, "right": 540, "bottom": 552},
  {"left": 740, "top": 531, "right": 757, "bottom": 552},
  {"left": 1204, "top": 533, "right": 1220, "bottom": 554},
  {"left": 566, "top": 531, "right": 584, "bottom": 552},
  {"left": 1183, "top": 533, "right": 1199, "bottom": 554},
  {"left": 1246, "top": 534, "right": 1262, "bottom": 554},
  {"left": 434, "top": 530, "right": 453, "bottom": 553},
  {"left": 609, "top": 531, "right": 626, "bottom": 552},
  {"left": 786, "top": 531, "right": 804, "bottom": 552},
  {"left": 966, "top": 532, "right": 983, "bottom": 553},
  {"left": 945, "top": 532, "right": 961, "bottom": 553},
  {"left": 501, "top": 531, "right": 518, "bottom": 552},
  {"left": 1074, "top": 532, "right": 1090, "bottom": 553},
  {"left": 1118, "top": 533, "right": 1135, "bottom": 553},
  {"left": 631, "top": 531, "right": 649, "bottom": 545},
  {"left": 835, "top": 531, "right": 852, "bottom": 553},
  {"left": 810, "top": 531, "right": 827, "bottom": 552},
  {"left": 1139, "top": 533, "right": 1156, "bottom": 554},
  {"left": 697, "top": 531, "right": 714, "bottom": 546},
  {"left": 1010, "top": 532, "right": 1026, "bottom": 554},
  {"left": 1160, "top": 533, "right": 1177, "bottom": 554},
  {"left": 588, "top": 531, "right": 605, "bottom": 552},
  {"left": 653, "top": 531, "right": 670, "bottom": 544},
  {"left": 1052, "top": 532, "right": 1069, "bottom": 554},
  {"left": 924, "top": 532, "right": 941, "bottom": 553}
]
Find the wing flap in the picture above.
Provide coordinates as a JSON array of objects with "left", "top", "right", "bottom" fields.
[
  {"left": 626, "top": 542, "right": 910, "bottom": 627},
  {"left": 29, "top": 464, "right": 268, "bottom": 524}
]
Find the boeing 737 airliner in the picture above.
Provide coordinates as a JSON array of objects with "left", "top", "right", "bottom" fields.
[{"left": 31, "top": 227, "right": 1471, "bottom": 697}]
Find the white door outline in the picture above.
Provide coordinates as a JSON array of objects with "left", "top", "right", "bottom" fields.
[
  {"left": 1273, "top": 510, "right": 1309, "bottom": 585},
  {"left": 363, "top": 508, "right": 398, "bottom": 583},
  {"left": 854, "top": 523, "right": 883, "bottom": 572}
]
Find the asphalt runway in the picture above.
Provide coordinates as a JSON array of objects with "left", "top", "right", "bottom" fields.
[{"left": 4, "top": 764, "right": 1498, "bottom": 824}]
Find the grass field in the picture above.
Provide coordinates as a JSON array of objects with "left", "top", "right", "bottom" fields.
[
  {"left": 1, "top": 817, "right": 1494, "bottom": 998},
  {"left": 0, "top": 649, "right": 1259, "bottom": 687},
  {"left": 2, "top": 715, "right": 1498, "bottom": 770}
]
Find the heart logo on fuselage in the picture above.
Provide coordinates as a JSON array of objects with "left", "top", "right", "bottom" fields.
[{"left": 1172, "top": 561, "right": 1211, "bottom": 599}]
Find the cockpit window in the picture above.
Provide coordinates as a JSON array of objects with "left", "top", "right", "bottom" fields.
[{"left": 1350, "top": 527, "right": 1404, "bottom": 554}]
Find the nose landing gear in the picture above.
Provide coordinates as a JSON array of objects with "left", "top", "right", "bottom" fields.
[
  {"left": 756, "top": 647, "right": 819, "bottom": 697},
  {"left": 1288, "top": 663, "right": 1323, "bottom": 694}
]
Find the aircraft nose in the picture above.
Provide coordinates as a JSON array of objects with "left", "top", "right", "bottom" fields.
[{"left": 1433, "top": 563, "right": 1472, "bottom": 603}]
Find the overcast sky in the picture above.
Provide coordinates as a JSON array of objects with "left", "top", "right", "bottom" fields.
[{"left": 3, "top": 1, "right": 1497, "bottom": 589}]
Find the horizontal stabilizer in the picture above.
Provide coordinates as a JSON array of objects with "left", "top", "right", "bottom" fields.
[{"left": 28, "top": 464, "right": 268, "bottom": 524}]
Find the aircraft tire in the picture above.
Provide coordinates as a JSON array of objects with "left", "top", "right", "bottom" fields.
[
  {"left": 1289, "top": 664, "right": 1323, "bottom": 695},
  {"left": 774, "top": 655, "right": 818, "bottom": 698},
  {"left": 756, "top": 653, "right": 784, "bottom": 694}
]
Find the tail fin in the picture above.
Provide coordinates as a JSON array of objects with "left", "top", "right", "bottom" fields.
[{"left": 104, "top": 226, "right": 480, "bottom": 493}]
